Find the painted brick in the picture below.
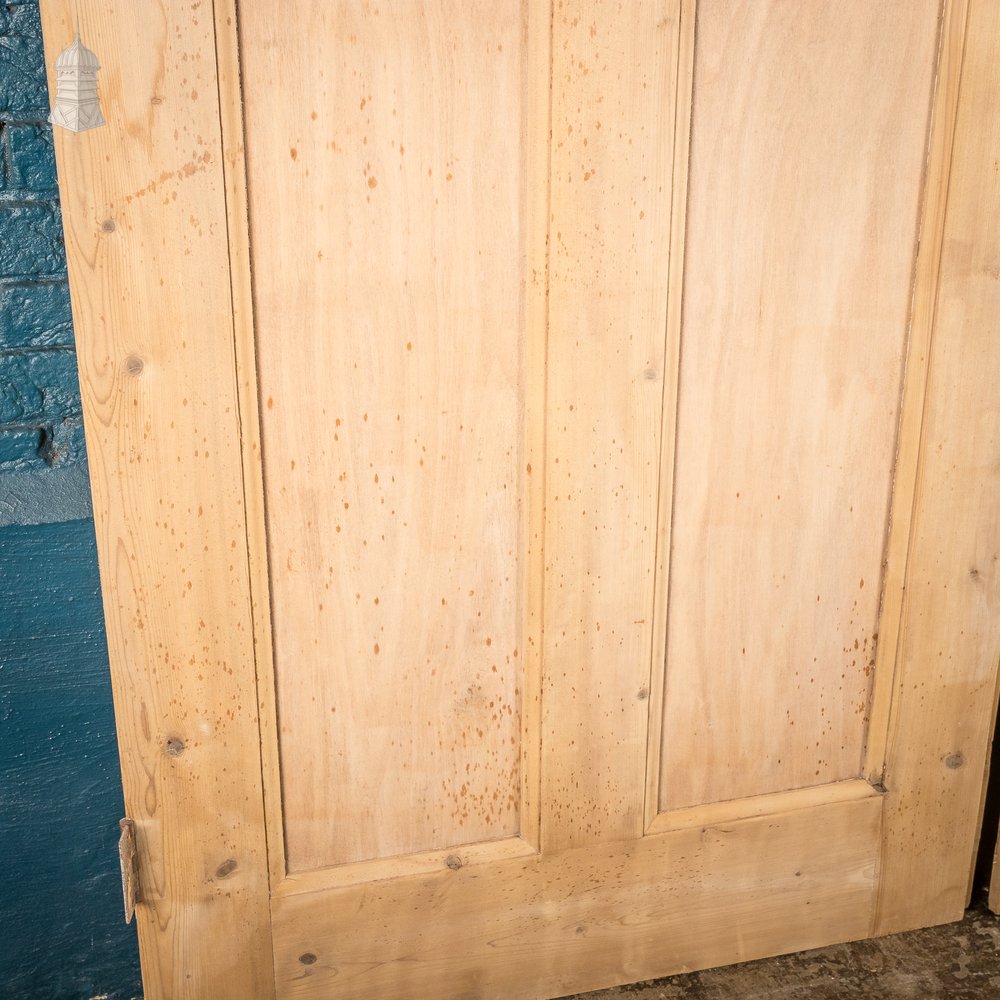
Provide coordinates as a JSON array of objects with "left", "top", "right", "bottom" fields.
[
  {"left": 0, "top": 519, "right": 143, "bottom": 1000},
  {"left": 0, "top": 281, "right": 73, "bottom": 348},
  {"left": 0, "top": 417, "right": 87, "bottom": 473},
  {"left": 0, "top": 5, "right": 42, "bottom": 40},
  {"left": 0, "top": 126, "right": 7, "bottom": 194},
  {"left": 0, "top": 36, "right": 48, "bottom": 120},
  {"left": 0, "top": 204, "right": 65, "bottom": 277},
  {"left": 6, "top": 122, "right": 56, "bottom": 191},
  {"left": 0, "top": 350, "right": 80, "bottom": 424},
  {"left": 0, "top": 425, "right": 40, "bottom": 470},
  {"left": 37, "top": 416, "right": 86, "bottom": 466}
]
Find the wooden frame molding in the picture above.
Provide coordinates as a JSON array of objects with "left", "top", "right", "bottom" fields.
[
  {"left": 647, "top": 778, "right": 881, "bottom": 838},
  {"left": 643, "top": 0, "right": 697, "bottom": 834},
  {"left": 211, "top": 0, "right": 287, "bottom": 895}
]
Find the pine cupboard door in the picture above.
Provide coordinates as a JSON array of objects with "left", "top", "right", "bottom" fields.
[{"left": 41, "top": 1, "right": 1000, "bottom": 998}]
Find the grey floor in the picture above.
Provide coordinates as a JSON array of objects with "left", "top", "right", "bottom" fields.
[{"left": 564, "top": 903, "right": 1000, "bottom": 999}]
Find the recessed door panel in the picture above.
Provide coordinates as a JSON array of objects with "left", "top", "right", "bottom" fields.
[
  {"left": 240, "top": 0, "right": 540, "bottom": 871},
  {"left": 658, "top": 0, "right": 939, "bottom": 812}
]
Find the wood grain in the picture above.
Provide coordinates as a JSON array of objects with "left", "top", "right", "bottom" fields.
[
  {"left": 519, "top": 0, "right": 553, "bottom": 856},
  {"left": 272, "top": 795, "right": 881, "bottom": 999},
  {"left": 212, "top": 0, "right": 288, "bottom": 888},
  {"left": 876, "top": 0, "right": 1000, "bottom": 934},
  {"left": 238, "top": 0, "right": 545, "bottom": 870},
  {"left": 864, "top": 0, "right": 970, "bottom": 785},
  {"left": 541, "top": 0, "right": 681, "bottom": 851},
  {"left": 39, "top": 2, "right": 274, "bottom": 997},
  {"left": 660, "top": 0, "right": 939, "bottom": 811}
]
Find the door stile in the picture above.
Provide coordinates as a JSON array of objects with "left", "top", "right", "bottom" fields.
[
  {"left": 863, "top": 0, "right": 968, "bottom": 787},
  {"left": 540, "top": 0, "right": 684, "bottom": 854},
  {"left": 40, "top": 2, "right": 276, "bottom": 997},
  {"left": 875, "top": 0, "right": 1000, "bottom": 934}
]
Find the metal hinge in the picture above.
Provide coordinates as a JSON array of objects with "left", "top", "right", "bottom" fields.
[{"left": 118, "top": 818, "right": 139, "bottom": 924}]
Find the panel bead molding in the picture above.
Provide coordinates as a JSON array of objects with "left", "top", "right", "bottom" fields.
[{"left": 39, "top": 3, "right": 275, "bottom": 999}]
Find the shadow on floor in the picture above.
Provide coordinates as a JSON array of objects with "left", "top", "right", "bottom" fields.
[{"left": 564, "top": 902, "right": 1000, "bottom": 999}]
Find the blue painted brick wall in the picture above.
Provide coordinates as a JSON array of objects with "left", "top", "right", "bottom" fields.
[
  {"left": 0, "top": 3, "right": 142, "bottom": 997},
  {"left": 0, "top": 1, "right": 83, "bottom": 486}
]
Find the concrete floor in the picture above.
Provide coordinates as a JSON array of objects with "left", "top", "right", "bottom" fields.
[{"left": 563, "top": 903, "right": 1000, "bottom": 999}]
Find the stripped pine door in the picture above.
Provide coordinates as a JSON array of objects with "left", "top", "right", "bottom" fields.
[{"left": 41, "top": 1, "right": 1000, "bottom": 998}]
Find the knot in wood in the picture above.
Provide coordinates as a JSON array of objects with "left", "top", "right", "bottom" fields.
[{"left": 215, "top": 858, "right": 239, "bottom": 879}]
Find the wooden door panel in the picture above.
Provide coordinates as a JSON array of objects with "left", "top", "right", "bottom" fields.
[
  {"left": 239, "top": 0, "right": 545, "bottom": 874},
  {"left": 658, "top": 0, "right": 939, "bottom": 811},
  {"left": 41, "top": 1, "right": 1000, "bottom": 998}
]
